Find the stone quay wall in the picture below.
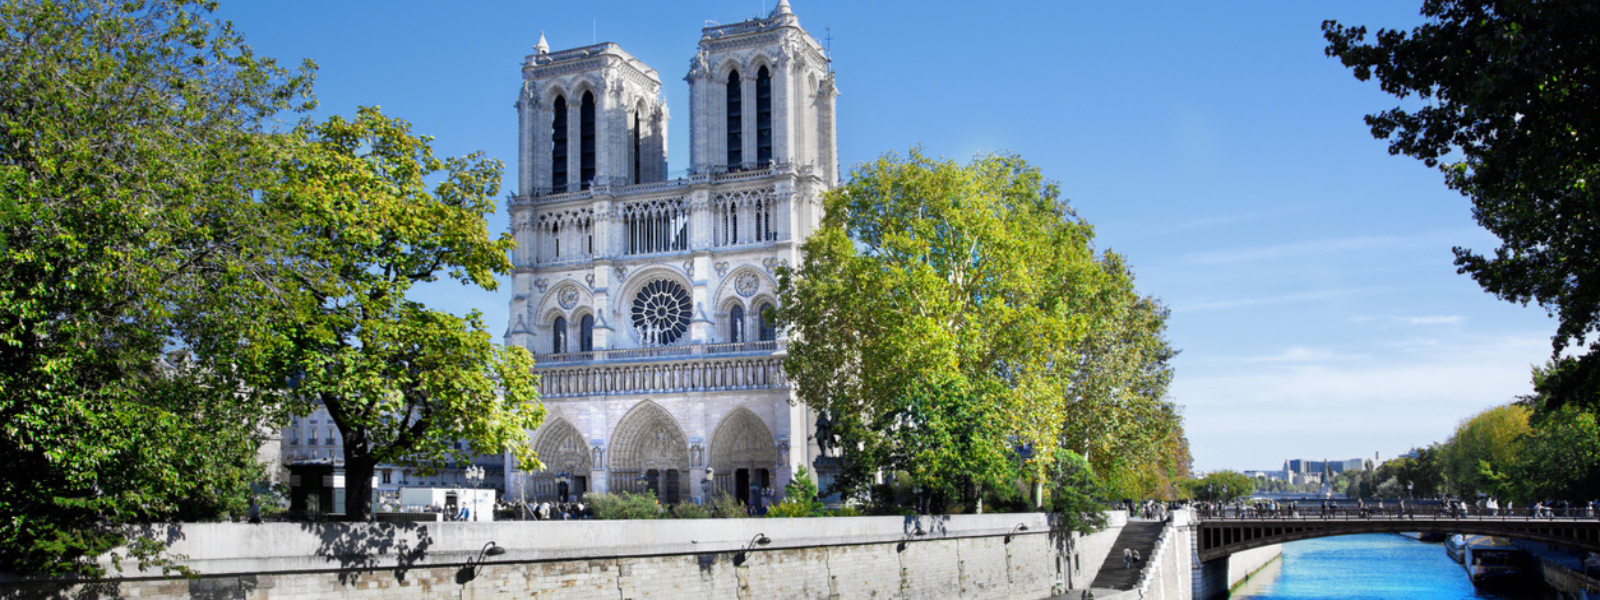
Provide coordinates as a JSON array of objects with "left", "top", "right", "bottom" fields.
[{"left": 0, "top": 513, "right": 1072, "bottom": 600}]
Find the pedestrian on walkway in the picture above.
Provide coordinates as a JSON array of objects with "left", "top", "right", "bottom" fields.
[{"left": 1123, "top": 547, "right": 1132, "bottom": 569}]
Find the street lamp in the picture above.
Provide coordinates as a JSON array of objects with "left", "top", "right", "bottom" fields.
[
  {"left": 734, "top": 533, "right": 772, "bottom": 566},
  {"left": 1005, "top": 524, "right": 1030, "bottom": 544},
  {"left": 1407, "top": 481, "right": 1414, "bottom": 499},
  {"left": 455, "top": 541, "right": 507, "bottom": 585},
  {"left": 702, "top": 467, "right": 716, "bottom": 502},
  {"left": 465, "top": 465, "right": 485, "bottom": 488}
]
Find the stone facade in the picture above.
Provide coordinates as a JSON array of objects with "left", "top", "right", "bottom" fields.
[{"left": 505, "top": 1, "right": 839, "bottom": 506}]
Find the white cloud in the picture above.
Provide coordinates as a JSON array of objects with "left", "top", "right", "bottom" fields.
[
  {"left": 1173, "top": 231, "right": 1467, "bottom": 267},
  {"left": 1404, "top": 315, "right": 1462, "bottom": 326},
  {"left": 1177, "top": 289, "right": 1369, "bottom": 312},
  {"left": 1178, "top": 334, "right": 1549, "bottom": 472}
]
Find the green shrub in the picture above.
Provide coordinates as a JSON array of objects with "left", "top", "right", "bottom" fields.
[
  {"left": 766, "top": 467, "right": 825, "bottom": 517},
  {"left": 586, "top": 492, "right": 664, "bottom": 520},
  {"left": 709, "top": 493, "right": 750, "bottom": 518},
  {"left": 830, "top": 506, "right": 863, "bottom": 517},
  {"left": 670, "top": 500, "right": 711, "bottom": 519}
]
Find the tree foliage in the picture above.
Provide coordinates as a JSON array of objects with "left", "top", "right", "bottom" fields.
[
  {"left": 0, "top": 0, "right": 313, "bottom": 575},
  {"left": 1439, "top": 403, "right": 1529, "bottom": 498},
  {"left": 1510, "top": 405, "right": 1600, "bottom": 502},
  {"left": 264, "top": 107, "right": 543, "bottom": 520},
  {"left": 1046, "top": 449, "right": 1108, "bottom": 535},
  {"left": 779, "top": 150, "right": 1181, "bottom": 511},
  {"left": 1372, "top": 445, "right": 1444, "bottom": 499},
  {"left": 1183, "top": 470, "right": 1255, "bottom": 503},
  {"left": 1324, "top": 1, "right": 1600, "bottom": 406}
]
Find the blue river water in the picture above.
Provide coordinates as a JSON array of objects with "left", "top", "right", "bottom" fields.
[{"left": 1230, "top": 533, "right": 1556, "bottom": 600}]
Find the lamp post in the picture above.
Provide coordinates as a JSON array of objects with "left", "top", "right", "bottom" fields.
[
  {"left": 1407, "top": 481, "right": 1413, "bottom": 500},
  {"left": 734, "top": 533, "right": 772, "bottom": 566},
  {"left": 701, "top": 467, "right": 716, "bottom": 503},
  {"left": 455, "top": 541, "right": 507, "bottom": 585}
]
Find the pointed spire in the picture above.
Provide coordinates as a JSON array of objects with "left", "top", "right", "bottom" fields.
[
  {"left": 771, "top": 0, "right": 792, "bottom": 17},
  {"left": 535, "top": 31, "right": 550, "bottom": 55}
]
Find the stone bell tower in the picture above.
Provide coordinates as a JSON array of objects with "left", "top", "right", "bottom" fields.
[
  {"left": 516, "top": 32, "right": 669, "bottom": 197},
  {"left": 686, "top": 0, "right": 838, "bottom": 184}
]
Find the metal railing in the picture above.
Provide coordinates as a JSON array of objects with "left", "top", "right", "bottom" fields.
[{"left": 1196, "top": 501, "right": 1600, "bottom": 520}]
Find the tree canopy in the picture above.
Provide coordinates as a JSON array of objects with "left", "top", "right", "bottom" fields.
[
  {"left": 1324, "top": 0, "right": 1600, "bottom": 406},
  {"left": 265, "top": 107, "right": 544, "bottom": 521},
  {"left": 1440, "top": 403, "right": 1529, "bottom": 498},
  {"left": 778, "top": 150, "right": 1182, "bottom": 512},
  {"left": 0, "top": 0, "right": 542, "bottom": 572},
  {"left": 0, "top": 0, "right": 313, "bottom": 575}
]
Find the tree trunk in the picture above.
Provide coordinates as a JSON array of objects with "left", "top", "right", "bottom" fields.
[{"left": 344, "top": 450, "right": 377, "bottom": 521}]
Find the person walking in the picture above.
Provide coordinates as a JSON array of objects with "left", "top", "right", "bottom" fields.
[{"left": 1124, "top": 547, "right": 1132, "bottom": 569}]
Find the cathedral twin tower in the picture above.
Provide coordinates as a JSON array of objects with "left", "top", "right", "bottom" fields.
[{"left": 505, "top": 1, "right": 838, "bottom": 507}]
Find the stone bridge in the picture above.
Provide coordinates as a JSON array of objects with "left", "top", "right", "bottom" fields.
[{"left": 1196, "top": 514, "right": 1600, "bottom": 562}]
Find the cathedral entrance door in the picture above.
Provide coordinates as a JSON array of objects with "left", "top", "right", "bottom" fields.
[
  {"left": 664, "top": 469, "right": 681, "bottom": 504},
  {"left": 645, "top": 469, "right": 661, "bottom": 497},
  {"left": 735, "top": 469, "right": 751, "bottom": 504}
]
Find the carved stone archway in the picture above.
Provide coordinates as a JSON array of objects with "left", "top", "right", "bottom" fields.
[
  {"left": 608, "top": 400, "right": 691, "bottom": 503},
  {"left": 707, "top": 406, "right": 779, "bottom": 503},
  {"left": 525, "top": 418, "right": 591, "bottom": 502}
]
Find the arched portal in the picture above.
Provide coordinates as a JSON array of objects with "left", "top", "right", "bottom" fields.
[
  {"left": 708, "top": 406, "right": 779, "bottom": 505},
  {"left": 525, "top": 418, "right": 591, "bottom": 502},
  {"left": 608, "top": 400, "right": 691, "bottom": 503}
]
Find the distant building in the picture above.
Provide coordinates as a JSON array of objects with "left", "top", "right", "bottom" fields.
[
  {"left": 1243, "top": 470, "right": 1287, "bottom": 481},
  {"left": 1282, "top": 457, "right": 1370, "bottom": 485}
]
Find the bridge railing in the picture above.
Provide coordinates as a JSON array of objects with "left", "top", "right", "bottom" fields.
[{"left": 1195, "top": 503, "right": 1600, "bottom": 520}]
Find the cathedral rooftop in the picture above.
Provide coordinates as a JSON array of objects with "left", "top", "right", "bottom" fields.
[{"left": 523, "top": 41, "right": 658, "bottom": 81}]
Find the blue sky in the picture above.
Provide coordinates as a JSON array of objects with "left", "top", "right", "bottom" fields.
[{"left": 216, "top": 1, "right": 1557, "bottom": 473}]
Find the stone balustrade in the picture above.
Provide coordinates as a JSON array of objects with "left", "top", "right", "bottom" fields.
[{"left": 536, "top": 353, "right": 786, "bottom": 398}]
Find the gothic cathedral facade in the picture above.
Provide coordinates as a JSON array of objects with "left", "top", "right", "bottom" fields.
[{"left": 505, "top": 1, "right": 838, "bottom": 507}]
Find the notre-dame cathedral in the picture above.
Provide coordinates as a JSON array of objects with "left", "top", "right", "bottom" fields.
[{"left": 504, "top": 0, "right": 838, "bottom": 507}]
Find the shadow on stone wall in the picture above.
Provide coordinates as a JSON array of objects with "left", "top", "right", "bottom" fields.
[{"left": 296, "top": 522, "right": 432, "bottom": 585}]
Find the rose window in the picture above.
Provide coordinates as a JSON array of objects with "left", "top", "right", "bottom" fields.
[{"left": 631, "top": 279, "right": 692, "bottom": 346}]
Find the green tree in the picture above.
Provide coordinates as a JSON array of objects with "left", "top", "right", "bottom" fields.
[
  {"left": 1184, "top": 471, "right": 1254, "bottom": 503},
  {"left": 1324, "top": 2, "right": 1600, "bottom": 407},
  {"left": 0, "top": 0, "right": 312, "bottom": 575},
  {"left": 1061, "top": 254, "right": 1183, "bottom": 495},
  {"left": 1511, "top": 406, "right": 1600, "bottom": 503},
  {"left": 779, "top": 150, "right": 1178, "bottom": 511},
  {"left": 1440, "top": 404, "right": 1530, "bottom": 498},
  {"left": 1374, "top": 447, "right": 1444, "bottom": 499},
  {"left": 264, "top": 107, "right": 543, "bottom": 520},
  {"left": 767, "top": 467, "right": 825, "bottom": 518},
  {"left": 1047, "top": 449, "right": 1108, "bottom": 535}
]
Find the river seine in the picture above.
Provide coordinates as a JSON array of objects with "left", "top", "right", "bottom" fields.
[{"left": 1230, "top": 533, "right": 1557, "bottom": 600}]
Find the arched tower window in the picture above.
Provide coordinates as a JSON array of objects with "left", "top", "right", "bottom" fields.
[
  {"left": 726, "top": 70, "right": 742, "bottom": 169},
  {"left": 580, "top": 91, "right": 596, "bottom": 188},
  {"left": 757, "top": 302, "right": 775, "bottom": 341},
  {"left": 551, "top": 95, "right": 568, "bottom": 191},
  {"left": 756, "top": 66, "right": 772, "bottom": 164},
  {"left": 633, "top": 110, "right": 642, "bottom": 184},
  {"left": 552, "top": 316, "right": 568, "bottom": 354},
  {"left": 579, "top": 314, "right": 594, "bottom": 352},
  {"left": 729, "top": 304, "right": 745, "bottom": 343}
]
